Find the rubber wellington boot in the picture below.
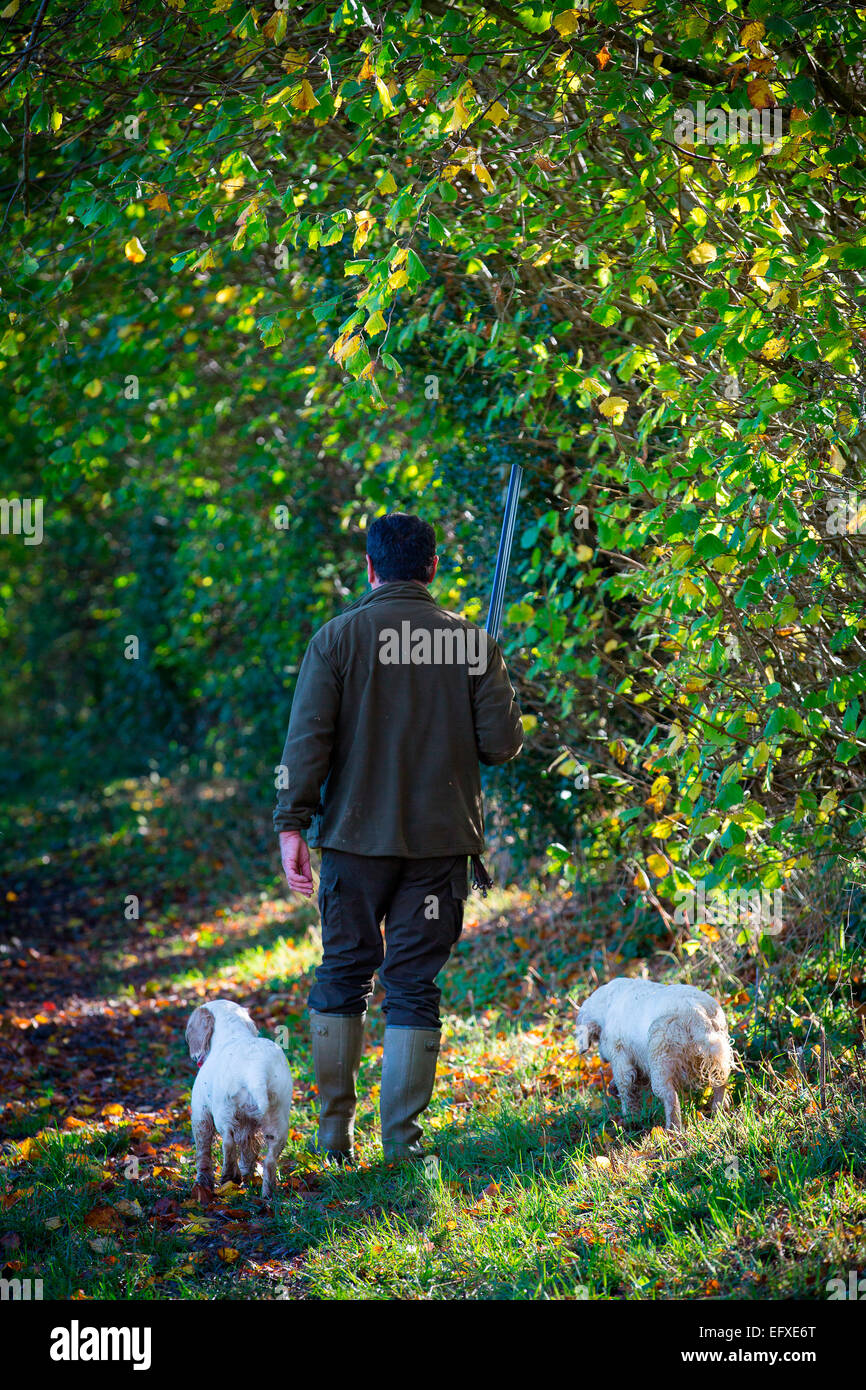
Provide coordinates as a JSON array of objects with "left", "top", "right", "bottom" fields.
[
  {"left": 380, "top": 1026, "right": 441, "bottom": 1160},
  {"left": 310, "top": 1011, "right": 365, "bottom": 1164}
]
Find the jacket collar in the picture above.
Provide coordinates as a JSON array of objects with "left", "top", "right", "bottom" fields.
[{"left": 346, "top": 581, "right": 438, "bottom": 613}]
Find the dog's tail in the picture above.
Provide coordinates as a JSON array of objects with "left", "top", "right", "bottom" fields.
[{"left": 233, "top": 1077, "right": 270, "bottom": 1122}]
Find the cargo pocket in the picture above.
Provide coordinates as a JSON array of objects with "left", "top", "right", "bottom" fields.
[{"left": 317, "top": 852, "right": 343, "bottom": 944}]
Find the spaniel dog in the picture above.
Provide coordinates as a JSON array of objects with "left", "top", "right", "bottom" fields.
[
  {"left": 186, "top": 999, "right": 292, "bottom": 1201},
  {"left": 576, "top": 978, "right": 733, "bottom": 1131}
]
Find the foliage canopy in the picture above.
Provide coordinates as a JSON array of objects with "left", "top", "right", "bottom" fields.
[{"left": 3, "top": 0, "right": 866, "bottom": 934}]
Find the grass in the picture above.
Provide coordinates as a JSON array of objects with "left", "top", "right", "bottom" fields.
[{"left": 1, "top": 776, "right": 865, "bottom": 1300}]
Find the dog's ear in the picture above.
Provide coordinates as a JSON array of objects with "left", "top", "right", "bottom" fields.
[{"left": 186, "top": 1005, "right": 215, "bottom": 1062}]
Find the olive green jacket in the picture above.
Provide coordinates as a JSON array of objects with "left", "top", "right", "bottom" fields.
[{"left": 273, "top": 581, "right": 523, "bottom": 856}]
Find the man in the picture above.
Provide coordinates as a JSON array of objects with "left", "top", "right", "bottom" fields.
[{"left": 274, "top": 512, "right": 523, "bottom": 1161}]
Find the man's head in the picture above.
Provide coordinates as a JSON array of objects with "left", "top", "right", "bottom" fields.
[{"left": 366, "top": 512, "right": 438, "bottom": 587}]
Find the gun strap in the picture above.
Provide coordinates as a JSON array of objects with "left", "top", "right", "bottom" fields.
[{"left": 470, "top": 854, "right": 493, "bottom": 897}]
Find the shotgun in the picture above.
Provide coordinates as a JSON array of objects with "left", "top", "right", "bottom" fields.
[
  {"left": 485, "top": 462, "right": 524, "bottom": 641},
  {"left": 473, "top": 460, "right": 524, "bottom": 898}
]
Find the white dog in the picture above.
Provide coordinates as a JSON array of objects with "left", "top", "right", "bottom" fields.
[
  {"left": 575, "top": 978, "right": 733, "bottom": 1131},
  {"left": 186, "top": 999, "right": 293, "bottom": 1201}
]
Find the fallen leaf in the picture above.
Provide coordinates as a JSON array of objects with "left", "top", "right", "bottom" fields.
[
  {"left": 83, "top": 1204, "right": 123, "bottom": 1233},
  {"left": 114, "top": 1199, "right": 143, "bottom": 1219}
]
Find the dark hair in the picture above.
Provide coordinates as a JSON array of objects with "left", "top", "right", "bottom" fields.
[{"left": 366, "top": 512, "right": 437, "bottom": 583}]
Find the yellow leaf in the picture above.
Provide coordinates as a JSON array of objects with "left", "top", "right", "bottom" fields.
[
  {"left": 633, "top": 867, "right": 650, "bottom": 891},
  {"left": 235, "top": 197, "right": 259, "bottom": 228},
  {"left": 747, "top": 78, "right": 775, "bottom": 112},
  {"left": 388, "top": 269, "right": 408, "bottom": 290},
  {"left": 353, "top": 210, "right": 376, "bottom": 251},
  {"left": 760, "top": 337, "right": 786, "bottom": 360},
  {"left": 375, "top": 76, "right": 395, "bottom": 114},
  {"left": 282, "top": 48, "right": 308, "bottom": 74},
  {"left": 553, "top": 8, "right": 580, "bottom": 37},
  {"left": 51, "top": 110, "right": 63, "bottom": 133},
  {"left": 101, "top": 1102, "right": 124, "bottom": 1118},
  {"left": 646, "top": 853, "right": 669, "bottom": 878},
  {"left": 446, "top": 90, "right": 472, "bottom": 133},
  {"left": 262, "top": 10, "right": 287, "bottom": 42},
  {"left": 472, "top": 161, "right": 494, "bottom": 190},
  {"left": 358, "top": 54, "right": 375, "bottom": 80},
  {"left": 484, "top": 101, "right": 509, "bottom": 126},
  {"left": 83, "top": 379, "right": 103, "bottom": 398},
  {"left": 598, "top": 395, "right": 628, "bottom": 423},
  {"left": 688, "top": 242, "right": 716, "bottom": 266},
  {"left": 124, "top": 237, "right": 146, "bottom": 264},
  {"left": 147, "top": 192, "right": 170, "bottom": 212},
  {"left": 576, "top": 545, "right": 594, "bottom": 562},
  {"left": 290, "top": 80, "right": 318, "bottom": 113},
  {"left": 377, "top": 171, "right": 398, "bottom": 194},
  {"left": 0, "top": 0, "right": 19, "bottom": 15},
  {"left": 740, "top": 20, "right": 765, "bottom": 48},
  {"left": 593, "top": 1155, "right": 611, "bottom": 1169},
  {"left": 217, "top": 1247, "right": 240, "bottom": 1263},
  {"left": 329, "top": 332, "right": 362, "bottom": 364}
]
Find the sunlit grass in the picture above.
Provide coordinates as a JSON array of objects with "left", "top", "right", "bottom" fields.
[{"left": 2, "top": 776, "right": 865, "bottom": 1300}]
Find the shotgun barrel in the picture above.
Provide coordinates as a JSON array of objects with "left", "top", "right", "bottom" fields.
[{"left": 485, "top": 462, "right": 524, "bottom": 641}]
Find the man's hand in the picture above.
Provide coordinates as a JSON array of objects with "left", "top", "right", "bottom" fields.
[{"left": 279, "top": 830, "right": 314, "bottom": 897}]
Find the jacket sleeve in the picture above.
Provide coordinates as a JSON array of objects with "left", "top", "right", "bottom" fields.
[
  {"left": 273, "top": 632, "right": 342, "bottom": 833},
  {"left": 471, "top": 633, "right": 524, "bottom": 766}
]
